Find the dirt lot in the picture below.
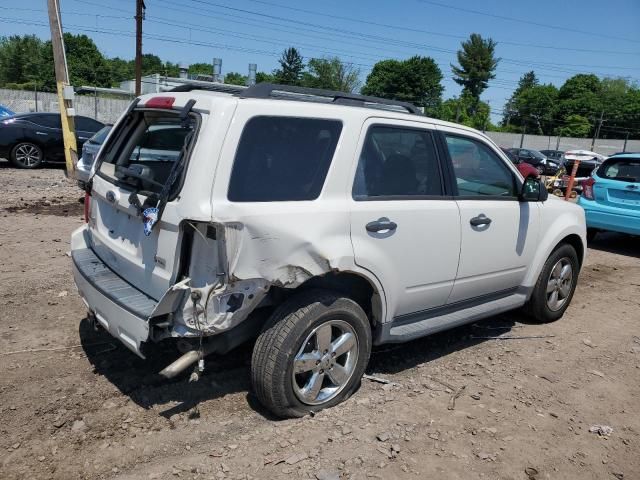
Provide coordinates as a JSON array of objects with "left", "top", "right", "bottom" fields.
[{"left": 0, "top": 164, "right": 638, "bottom": 480}]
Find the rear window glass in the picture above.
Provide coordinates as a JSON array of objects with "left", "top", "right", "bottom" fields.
[
  {"left": 98, "top": 111, "right": 195, "bottom": 194},
  {"left": 598, "top": 159, "right": 640, "bottom": 182},
  {"left": 228, "top": 116, "right": 342, "bottom": 202}
]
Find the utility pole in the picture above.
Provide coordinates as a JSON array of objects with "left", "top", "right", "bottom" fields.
[
  {"left": 590, "top": 110, "right": 604, "bottom": 151},
  {"left": 134, "top": 0, "right": 146, "bottom": 96},
  {"left": 623, "top": 131, "right": 629, "bottom": 152},
  {"left": 47, "top": 0, "right": 77, "bottom": 176}
]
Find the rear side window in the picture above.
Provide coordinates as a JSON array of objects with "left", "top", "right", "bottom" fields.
[
  {"left": 32, "top": 115, "right": 61, "bottom": 129},
  {"left": 598, "top": 158, "right": 640, "bottom": 182},
  {"left": 228, "top": 116, "right": 342, "bottom": 202},
  {"left": 353, "top": 125, "right": 443, "bottom": 199},
  {"left": 76, "top": 116, "right": 103, "bottom": 132}
]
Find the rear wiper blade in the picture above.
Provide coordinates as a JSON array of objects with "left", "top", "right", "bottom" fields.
[{"left": 142, "top": 99, "right": 197, "bottom": 236}]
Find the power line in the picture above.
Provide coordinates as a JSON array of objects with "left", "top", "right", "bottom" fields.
[
  {"left": 415, "top": 0, "right": 640, "bottom": 44},
  {"left": 242, "top": 0, "right": 640, "bottom": 56},
  {"left": 157, "top": 0, "right": 640, "bottom": 76}
]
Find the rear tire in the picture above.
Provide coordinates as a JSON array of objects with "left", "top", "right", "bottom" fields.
[
  {"left": 523, "top": 244, "right": 579, "bottom": 323},
  {"left": 251, "top": 290, "right": 371, "bottom": 418},
  {"left": 11, "top": 142, "right": 43, "bottom": 169},
  {"left": 586, "top": 228, "right": 598, "bottom": 242}
]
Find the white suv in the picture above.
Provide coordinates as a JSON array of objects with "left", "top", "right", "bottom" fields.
[{"left": 71, "top": 84, "right": 586, "bottom": 417}]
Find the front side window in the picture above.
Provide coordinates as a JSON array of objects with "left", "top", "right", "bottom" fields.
[
  {"left": 353, "top": 125, "right": 443, "bottom": 199},
  {"left": 98, "top": 111, "right": 196, "bottom": 194},
  {"left": 445, "top": 135, "right": 517, "bottom": 198},
  {"left": 228, "top": 116, "right": 342, "bottom": 202}
]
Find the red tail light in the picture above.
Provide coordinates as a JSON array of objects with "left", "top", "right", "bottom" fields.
[
  {"left": 145, "top": 96, "right": 175, "bottom": 109},
  {"left": 582, "top": 177, "right": 595, "bottom": 200},
  {"left": 84, "top": 191, "right": 90, "bottom": 223}
]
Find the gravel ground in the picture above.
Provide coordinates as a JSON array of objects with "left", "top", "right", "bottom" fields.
[{"left": 0, "top": 163, "right": 639, "bottom": 480}]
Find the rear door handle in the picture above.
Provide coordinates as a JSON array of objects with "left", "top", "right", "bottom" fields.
[
  {"left": 366, "top": 219, "right": 397, "bottom": 233},
  {"left": 470, "top": 214, "right": 492, "bottom": 226}
]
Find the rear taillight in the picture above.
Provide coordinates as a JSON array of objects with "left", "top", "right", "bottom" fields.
[
  {"left": 145, "top": 96, "right": 175, "bottom": 109},
  {"left": 582, "top": 177, "right": 595, "bottom": 200},
  {"left": 84, "top": 192, "right": 90, "bottom": 223}
]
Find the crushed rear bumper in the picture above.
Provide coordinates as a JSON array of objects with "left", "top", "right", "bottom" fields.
[{"left": 71, "top": 227, "right": 154, "bottom": 357}]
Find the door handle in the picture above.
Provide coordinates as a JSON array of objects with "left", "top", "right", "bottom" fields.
[
  {"left": 470, "top": 214, "right": 492, "bottom": 226},
  {"left": 366, "top": 219, "right": 397, "bottom": 233}
]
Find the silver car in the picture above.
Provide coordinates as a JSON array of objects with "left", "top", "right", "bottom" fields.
[{"left": 76, "top": 125, "right": 111, "bottom": 188}]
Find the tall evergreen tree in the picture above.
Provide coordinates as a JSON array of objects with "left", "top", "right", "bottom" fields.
[
  {"left": 275, "top": 47, "right": 304, "bottom": 86},
  {"left": 451, "top": 33, "right": 499, "bottom": 103}
]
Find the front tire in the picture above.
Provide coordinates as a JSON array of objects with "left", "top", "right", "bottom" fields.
[
  {"left": 523, "top": 244, "right": 579, "bottom": 323},
  {"left": 11, "top": 142, "right": 43, "bottom": 168},
  {"left": 251, "top": 290, "right": 372, "bottom": 418}
]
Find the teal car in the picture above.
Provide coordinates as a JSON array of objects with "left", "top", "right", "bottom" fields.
[{"left": 578, "top": 153, "right": 640, "bottom": 241}]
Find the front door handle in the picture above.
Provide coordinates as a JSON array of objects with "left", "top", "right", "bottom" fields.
[
  {"left": 470, "top": 214, "right": 492, "bottom": 226},
  {"left": 366, "top": 219, "right": 397, "bottom": 233}
]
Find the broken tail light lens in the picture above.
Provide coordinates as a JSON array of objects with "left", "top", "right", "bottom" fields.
[
  {"left": 145, "top": 96, "right": 175, "bottom": 109},
  {"left": 582, "top": 177, "right": 596, "bottom": 200}
]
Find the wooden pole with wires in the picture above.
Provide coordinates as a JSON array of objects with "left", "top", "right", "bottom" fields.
[
  {"left": 47, "top": 0, "right": 77, "bottom": 177},
  {"left": 134, "top": 0, "right": 146, "bottom": 96}
]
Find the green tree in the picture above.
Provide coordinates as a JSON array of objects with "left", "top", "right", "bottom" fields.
[
  {"left": 275, "top": 47, "right": 304, "bottom": 85},
  {"left": 302, "top": 57, "right": 361, "bottom": 92},
  {"left": 451, "top": 33, "right": 499, "bottom": 103},
  {"left": 362, "top": 56, "right": 443, "bottom": 114},
  {"left": 108, "top": 57, "right": 134, "bottom": 85},
  {"left": 502, "top": 71, "right": 538, "bottom": 127},
  {"left": 188, "top": 62, "right": 213, "bottom": 76},
  {"left": 514, "top": 84, "right": 559, "bottom": 135},
  {"left": 256, "top": 71, "right": 276, "bottom": 83},
  {"left": 224, "top": 72, "right": 247, "bottom": 85},
  {"left": 556, "top": 114, "right": 592, "bottom": 137},
  {"left": 438, "top": 91, "right": 491, "bottom": 130},
  {"left": 0, "top": 35, "right": 47, "bottom": 89},
  {"left": 556, "top": 74, "right": 601, "bottom": 130}
]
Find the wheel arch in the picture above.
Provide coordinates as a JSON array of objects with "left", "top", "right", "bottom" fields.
[
  {"left": 522, "top": 214, "right": 587, "bottom": 290},
  {"left": 270, "top": 269, "right": 387, "bottom": 333}
]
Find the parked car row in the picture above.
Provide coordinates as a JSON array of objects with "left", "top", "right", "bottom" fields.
[{"left": 0, "top": 112, "right": 104, "bottom": 168}]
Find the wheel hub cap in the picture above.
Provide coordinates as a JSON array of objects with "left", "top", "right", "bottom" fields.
[
  {"left": 546, "top": 257, "right": 573, "bottom": 311},
  {"left": 292, "top": 319, "right": 358, "bottom": 406}
]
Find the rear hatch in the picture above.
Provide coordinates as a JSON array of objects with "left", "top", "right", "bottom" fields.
[
  {"left": 593, "top": 157, "right": 640, "bottom": 210},
  {"left": 88, "top": 98, "right": 200, "bottom": 300}
]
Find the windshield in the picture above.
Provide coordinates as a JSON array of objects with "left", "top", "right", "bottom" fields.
[
  {"left": 98, "top": 110, "right": 196, "bottom": 195},
  {"left": 531, "top": 150, "right": 546, "bottom": 160},
  {"left": 598, "top": 158, "right": 640, "bottom": 182}
]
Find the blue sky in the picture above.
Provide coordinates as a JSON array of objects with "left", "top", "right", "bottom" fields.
[{"left": 1, "top": 0, "right": 639, "bottom": 121}]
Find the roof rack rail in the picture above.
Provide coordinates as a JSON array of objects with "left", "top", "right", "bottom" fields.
[
  {"left": 169, "top": 83, "right": 247, "bottom": 94},
  {"left": 240, "top": 83, "right": 421, "bottom": 115}
]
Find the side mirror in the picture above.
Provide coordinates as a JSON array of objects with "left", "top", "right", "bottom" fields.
[{"left": 520, "top": 177, "right": 548, "bottom": 202}]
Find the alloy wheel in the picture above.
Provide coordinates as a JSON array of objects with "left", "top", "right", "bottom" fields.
[
  {"left": 292, "top": 319, "right": 359, "bottom": 406},
  {"left": 546, "top": 257, "right": 573, "bottom": 311},
  {"left": 14, "top": 144, "right": 42, "bottom": 167}
]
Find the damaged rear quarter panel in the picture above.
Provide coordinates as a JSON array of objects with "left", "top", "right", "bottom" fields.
[{"left": 220, "top": 202, "right": 354, "bottom": 287}]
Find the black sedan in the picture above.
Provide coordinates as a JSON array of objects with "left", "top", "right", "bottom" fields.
[
  {"left": 507, "top": 147, "right": 561, "bottom": 176},
  {"left": 0, "top": 112, "right": 104, "bottom": 168},
  {"left": 540, "top": 149, "right": 564, "bottom": 161}
]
